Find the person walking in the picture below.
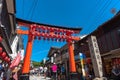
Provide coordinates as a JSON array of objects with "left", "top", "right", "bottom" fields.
[
  {"left": 61, "top": 64, "right": 66, "bottom": 80},
  {"left": 57, "top": 64, "right": 61, "bottom": 80},
  {"left": 43, "top": 65, "right": 48, "bottom": 79},
  {"left": 51, "top": 63, "right": 57, "bottom": 80},
  {"left": 39, "top": 66, "right": 43, "bottom": 76}
]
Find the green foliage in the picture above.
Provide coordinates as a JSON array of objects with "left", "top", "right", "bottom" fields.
[{"left": 32, "top": 61, "right": 44, "bottom": 67}]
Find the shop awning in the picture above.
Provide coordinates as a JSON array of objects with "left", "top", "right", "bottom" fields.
[{"left": 102, "top": 48, "right": 120, "bottom": 59}]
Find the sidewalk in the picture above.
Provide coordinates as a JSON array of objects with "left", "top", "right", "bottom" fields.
[{"left": 30, "top": 75, "right": 51, "bottom": 80}]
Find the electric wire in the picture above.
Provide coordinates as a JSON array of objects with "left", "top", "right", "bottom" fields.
[
  {"left": 22, "top": 0, "right": 24, "bottom": 18},
  {"left": 84, "top": 0, "right": 108, "bottom": 34},
  {"left": 29, "top": 0, "right": 39, "bottom": 20},
  {"left": 86, "top": 0, "right": 112, "bottom": 34},
  {"left": 84, "top": 0, "right": 103, "bottom": 28},
  {"left": 91, "top": 0, "right": 119, "bottom": 32},
  {"left": 89, "top": 0, "right": 113, "bottom": 29},
  {"left": 31, "top": 0, "right": 39, "bottom": 19}
]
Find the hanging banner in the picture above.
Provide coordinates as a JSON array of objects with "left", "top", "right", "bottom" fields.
[
  {"left": 79, "top": 53, "right": 86, "bottom": 80},
  {"left": 10, "top": 53, "right": 21, "bottom": 69}
]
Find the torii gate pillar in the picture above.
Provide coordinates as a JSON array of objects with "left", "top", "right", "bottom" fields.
[
  {"left": 20, "top": 26, "right": 35, "bottom": 80},
  {"left": 68, "top": 40, "right": 76, "bottom": 72}
]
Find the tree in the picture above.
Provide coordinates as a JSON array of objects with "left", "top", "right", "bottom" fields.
[{"left": 32, "top": 61, "right": 44, "bottom": 67}]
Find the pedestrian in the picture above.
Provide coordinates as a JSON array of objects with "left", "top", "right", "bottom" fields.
[
  {"left": 39, "top": 66, "right": 43, "bottom": 75},
  {"left": 76, "top": 64, "right": 83, "bottom": 80},
  {"left": 51, "top": 63, "right": 57, "bottom": 80},
  {"left": 57, "top": 64, "right": 61, "bottom": 80},
  {"left": 43, "top": 65, "right": 48, "bottom": 79},
  {"left": 111, "top": 65, "right": 120, "bottom": 80},
  {"left": 61, "top": 64, "right": 66, "bottom": 80}
]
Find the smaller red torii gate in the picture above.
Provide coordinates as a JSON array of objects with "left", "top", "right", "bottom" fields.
[{"left": 16, "top": 19, "right": 81, "bottom": 79}]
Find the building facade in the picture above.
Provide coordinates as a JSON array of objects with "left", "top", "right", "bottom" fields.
[{"left": 74, "top": 12, "right": 120, "bottom": 77}]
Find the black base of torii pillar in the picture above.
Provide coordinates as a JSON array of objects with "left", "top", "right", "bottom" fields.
[{"left": 20, "top": 74, "right": 29, "bottom": 80}]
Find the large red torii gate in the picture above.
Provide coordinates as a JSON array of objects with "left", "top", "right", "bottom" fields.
[{"left": 16, "top": 18, "right": 81, "bottom": 79}]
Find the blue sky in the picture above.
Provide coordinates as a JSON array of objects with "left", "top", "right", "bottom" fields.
[{"left": 16, "top": 0, "right": 120, "bottom": 62}]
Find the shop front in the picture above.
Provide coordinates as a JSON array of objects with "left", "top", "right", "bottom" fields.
[{"left": 102, "top": 48, "right": 120, "bottom": 78}]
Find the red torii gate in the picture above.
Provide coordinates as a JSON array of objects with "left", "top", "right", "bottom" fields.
[{"left": 16, "top": 18, "right": 81, "bottom": 79}]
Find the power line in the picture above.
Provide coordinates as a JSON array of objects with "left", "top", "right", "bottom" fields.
[
  {"left": 84, "top": 0, "right": 103, "bottom": 27},
  {"left": 29, "top": 0, "right": 39, "bottom": 20},
  {"left": 22, "top": 0, "right": 24, "bottom": 18},
  {"left": 92, "top": 0, "right": 119, "bottom": 30},
  {"left": 86, "top": 0, "right": 112, "bottom": 34},
  {"left": 27, "top": 0, "right": 37, "bottom": 20}
]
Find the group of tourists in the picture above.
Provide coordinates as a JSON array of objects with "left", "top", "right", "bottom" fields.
[
  {"left": 30, "top": 63, "right": 66, "bottom": 80},
  {"left": 49, "top": 63, "right": 66, "bottom": 80},
  {"left": 0, "top": 60, "right": 22, "bottom": 80},
  {"left": 30, "top": 65, "right": 48, "bottom": 79}
]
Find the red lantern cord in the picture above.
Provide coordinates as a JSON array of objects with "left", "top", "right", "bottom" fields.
[
  {"left": 38, "top": 37, "right": 41, "bottom": 40},
  {"left": 43, "top": 37, "right": 46, "bottom": 40},
  {"left": 47, "top": 38, "right": 50, "bottom": 41}
]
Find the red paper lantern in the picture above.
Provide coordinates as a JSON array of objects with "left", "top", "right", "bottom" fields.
[
  {"left": 7, "top": 58, "right": 11, "bottom": 62},
  {"left": 1, "top": 52, "right": 6, "bottom": 58},
  {"left": 4, "top": 56, "right": 8, "bottom": 62},
  {"left": 0, "top": 47, "right": 3, "bottom": 53},
  {"left": 0, "top": 36, "right": 2, "bottom": 42}
]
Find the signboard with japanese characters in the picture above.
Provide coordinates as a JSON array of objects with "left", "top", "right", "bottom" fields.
[{"left": 88, "top": 36, "right": 103, "bottom": 77}]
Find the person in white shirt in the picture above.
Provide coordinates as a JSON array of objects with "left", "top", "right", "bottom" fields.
[
  {"left": 43, "top": 66, "right": 48, "bottom": 79},
  {"left": 39, "top": 66, "right": 43, "bottom": 75}
]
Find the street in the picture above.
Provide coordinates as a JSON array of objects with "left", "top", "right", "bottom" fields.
[{"left": 30, "top": 75, "right": 51, "bottom": 80}]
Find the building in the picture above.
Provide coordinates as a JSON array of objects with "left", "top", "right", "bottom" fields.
[
  {"left": 47, "top": 46, "right": 60, "bottom": 64},
  {"left": 74, "top": 11, "right": 120, "bottom": 76},
  {"left": 0, "top": 0, "right": 24, "bottom": 65},
  {"left": 0, "top": 0, "right": 16, "bottom": 62}
]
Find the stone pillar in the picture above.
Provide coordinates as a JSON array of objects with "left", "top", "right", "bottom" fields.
[{"left": 88, "top": 36, "right": 106, "bottom": 80}]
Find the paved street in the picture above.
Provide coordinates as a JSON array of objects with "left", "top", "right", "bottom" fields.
[{"left": 30, "top": 75, "right": 51, "bottom": 80}]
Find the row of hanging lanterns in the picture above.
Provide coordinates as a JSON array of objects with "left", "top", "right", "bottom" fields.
[
  {"left": 32, "top": 25, "right": 75, "bottom": 34},
  {"left": 0, "top": 36, "right": 11, "bottom": 64},
  {"left": 28, "top": 24, "right": 80, "bottom": 42}
]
